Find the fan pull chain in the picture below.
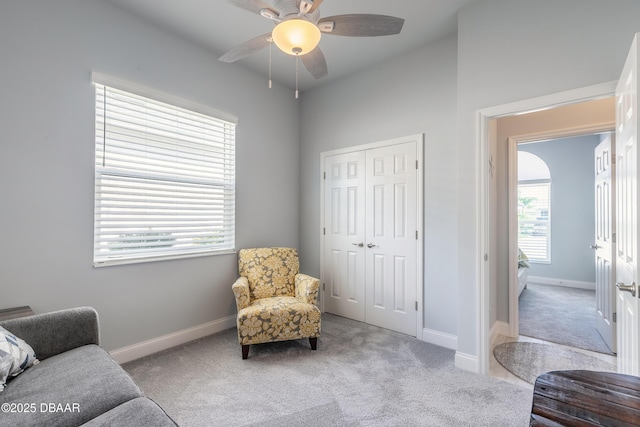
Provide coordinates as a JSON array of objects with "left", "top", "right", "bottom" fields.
[
  {"left": 295, "top": 53, "right": 299, "bottom": 99},
  {"left": 268, "top": 37, "right": 273, "bottom": 89}
]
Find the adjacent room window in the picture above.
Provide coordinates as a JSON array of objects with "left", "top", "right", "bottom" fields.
[
  {"left": 93, "top": 75, "right": 236, "bottom": 266},
  {"left": 517, "top": 151, "right": 551, "bottom": 263}
]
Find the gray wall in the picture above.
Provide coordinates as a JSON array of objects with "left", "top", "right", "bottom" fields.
[
  {"left": 299, "top": 35, "right": 460, "bottom": 337},
  {"left": 457, "top": 0, "right": 640, "bottom": 356},
  {"left": 0, "top": 0, "right": 300, "bottom": 351},
  {"left": 519, "top": 135, "right": 600, "bottom": 282}
]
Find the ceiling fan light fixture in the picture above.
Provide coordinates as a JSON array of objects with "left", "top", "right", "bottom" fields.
[{"left": 272, "top": 19, "right": 321, "bottom": 56}]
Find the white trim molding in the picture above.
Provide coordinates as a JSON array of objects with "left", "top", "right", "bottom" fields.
[
  {"left": 422, "top": 328, "right": 457, "bottom": 350},
  {"left": 455, "top": 351, "right": 479, "bottom": 373},
  {"left": 110, "top": 315, "right": 237, "bottom": 364},
  {"left": 527, "top": 276, "right": 596, "bottom": 291}
]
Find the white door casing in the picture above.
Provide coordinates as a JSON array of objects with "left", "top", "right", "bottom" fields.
[
  {"left": 320, "top": 134, "right": 423, "bottom": 337},
  {"left": 594, "top": 134, "right": 616, "bottom": 353},
  {"left": 615, "top": 33, "right": 640, "bottom": 376}
]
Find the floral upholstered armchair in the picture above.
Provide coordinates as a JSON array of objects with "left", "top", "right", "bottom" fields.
[{"left": 232, "top": 247, "right": 321, "bottom": 359}]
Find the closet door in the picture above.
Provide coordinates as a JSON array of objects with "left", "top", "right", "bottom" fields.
[
  {"left": 323, "top": 151, "right": 367, "bottom": 321},
  {"left": 364, "top": 142, "right": 418, "bottom": 336}
]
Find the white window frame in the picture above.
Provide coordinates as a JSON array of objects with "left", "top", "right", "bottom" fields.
[
  {"left": 517, "top": 180, "right": 551, "bottom": 263},
  {"left": 92, "top": 73, "right": 237, "bottom": 267}
]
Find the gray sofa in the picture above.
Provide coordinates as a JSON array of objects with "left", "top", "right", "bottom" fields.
[{"left": 0, "top": 307, "right": 177, "bottom": 426}]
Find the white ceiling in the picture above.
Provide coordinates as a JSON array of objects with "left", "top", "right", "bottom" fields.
[{"left": 105, "top": 0, "right": 481, "bottom": 91}]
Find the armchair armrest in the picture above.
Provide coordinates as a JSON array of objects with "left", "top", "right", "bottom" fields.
[
  {"left": 295, "top": 274, "right": 320, "bottom": 306},
  {"left": 0, "top": 307, "right": 100, "bottom": 361},
  {"left": 232, "top": 277, "right": 251, "bottom": 311}
]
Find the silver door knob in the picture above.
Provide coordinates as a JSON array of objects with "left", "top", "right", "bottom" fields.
[
  {"left": 590, "top": 244, "right": 601, "bottom": 249},
  {"left": 616, "top": 282, "right": 637, "bottom": 297},
  {"left": 352, "top": 242, "right": 364, "bottom": 247},
  {"left": 367, "top": 243, "right": 377, "bottom": 248}
]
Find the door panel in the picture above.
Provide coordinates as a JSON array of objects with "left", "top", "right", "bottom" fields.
[
  {"left": 323, "top": 151, "right": 366, "bottom": 321},
  {"left": 594, "top": 135, "right": 616, "bottom": 352},
  {"left": 616, "top": 33, "right": 640, "bottom": 375},
  {"left": 365, "top": 143, "right": 418, "bottom": 335}
]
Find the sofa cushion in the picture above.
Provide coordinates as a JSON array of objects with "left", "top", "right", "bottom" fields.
[
  {"left": 81, "top": 397, "right": 178, "bottom": 426},
  {"left": 0, "top": 344, "right": 143, "bottom": 427},
  {"left": 0, "top": 326, "right": 39, "bottom": 391}
]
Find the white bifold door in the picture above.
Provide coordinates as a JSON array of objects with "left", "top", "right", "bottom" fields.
[{"left": 321, "top": 137, "right": 422, "bottom": 336}]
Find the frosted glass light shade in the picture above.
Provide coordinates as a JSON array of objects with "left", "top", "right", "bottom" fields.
[{"left": 272, "top": 19, "right": 321, "bottom": 56}]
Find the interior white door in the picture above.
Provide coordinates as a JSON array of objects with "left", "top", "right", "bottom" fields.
[
  {"left": 594, "top": 134, "right": 616, "bottom": 353},
  {"left": 364, "top": 143, "right": 418, "bottom": 336},
  {"left": 323, "top": 151, "right": 366, "bottom": 321},
  {"left": 615, "top": 33, "right": 640, "bottom": 375}
]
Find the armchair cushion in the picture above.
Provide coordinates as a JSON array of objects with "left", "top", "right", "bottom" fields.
[
  {"left": 237, "top": 297, "right": 321, "bottom": 345},
  {"left": 239, "top": 247, "right": 299, "bottom": 300}
]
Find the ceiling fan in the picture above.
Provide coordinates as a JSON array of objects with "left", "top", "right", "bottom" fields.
[{"left": 219, "top": 0, "right": 405, "bottom": 84}]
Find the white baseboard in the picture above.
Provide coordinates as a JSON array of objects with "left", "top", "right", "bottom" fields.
[
  {"left": 528, "top": 275, "right": 595, "bottom": 291},
  {"left": 422, "top": 328, "right": 457, "bottom": 350},
  {"left": 454, "top": 351, "right": 478, "bottom": 373},
  {"left": 110, "top": 315, "right": 237, "bottom": 364}
]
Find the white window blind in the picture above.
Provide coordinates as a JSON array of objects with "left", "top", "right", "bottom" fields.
[
  {"left": 93, "top": 82, "right": 236, "bottom": 266},
  {"left": 518, "top": 182, "right": 551, "bottom": 263}
]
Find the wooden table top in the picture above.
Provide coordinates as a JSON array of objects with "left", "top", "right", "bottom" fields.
[{"left": 531, "top": 370, "right": 640, "bottom": 426}]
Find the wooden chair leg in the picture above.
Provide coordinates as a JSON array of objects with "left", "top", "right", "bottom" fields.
[
  {"left": 241, "top": 344, "right": 250, "bottom": 359},
  {"left": 309, "top": 337, "right": 318, "bottom": 350}
]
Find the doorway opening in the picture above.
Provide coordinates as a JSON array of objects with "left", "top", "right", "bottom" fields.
[
  {"left": 476, "top": 81, "right": 618, "bottom": 377},
  {"left": 513, "top": 132, "right": 616, "bottom": 351}
]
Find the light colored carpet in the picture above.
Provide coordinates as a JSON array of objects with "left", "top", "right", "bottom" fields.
[
  {"left": 519, "top": 283, "right": 613, "bottom": 354},
  {"left": 123, "top": 314, "right": 533, "bottom": 427},
  {"left": 493, "top": 342, "right": 616, "bottom": 385}
]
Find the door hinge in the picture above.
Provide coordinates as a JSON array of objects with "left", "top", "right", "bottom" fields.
[
  {"left": 415, "top": 301, "right": 418, "bottom": 311},
  {"left": 484, "top": 253, "right": 488, "bottom": 261},
  {"left": 612, "top": 232, "right": 617, "bottom": 244},
  {"left": 416, "top": 230, "right": 419, "bottom": 240},
  {"left": 323, "top": 227, "right": 326, "bottom": 235},
  {"left": 613, "top": 312, "right": 617, "bottom": 323},
  {"left": 416, "top": 160, "right": 419, "bottom": 170},
  {"left": 323, "top": 172, "right": 326, "bottom": 180},
  {"left": 322, "top": 283, "right": 326, "bottom": 291}
]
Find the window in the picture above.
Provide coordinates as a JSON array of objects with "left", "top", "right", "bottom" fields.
[
  {"left": 518, "top": 183, "right": 551, "bottom": 262},
  {"left": 518, "top": 151, "right": 551, "bottom": 263},
  {"left": 93, "top": 75, "right": 236, "bottom": 266}
]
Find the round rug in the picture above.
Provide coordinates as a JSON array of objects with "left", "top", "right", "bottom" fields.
[{"left": 493, "top": 342, "right": 616, "bottom": 384}]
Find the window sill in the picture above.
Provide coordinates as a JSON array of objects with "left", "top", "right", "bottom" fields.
[{"left": 93, "top": 249, "right": 237, "bottom": 268}]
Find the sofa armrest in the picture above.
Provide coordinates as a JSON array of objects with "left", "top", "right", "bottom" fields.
[
  {"left": 232, "top": 277, "right": 251, "bottom": 311},
  {"left": 295, "top": 274, "right": 320, "bottom": 306},
  {"left": 0, "top": 306, "right": 100, "bottom": 360}
]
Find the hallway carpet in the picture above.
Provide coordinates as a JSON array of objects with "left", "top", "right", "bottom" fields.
[{"left": 519, "top": 283, "right": 613, "bottom": 355}]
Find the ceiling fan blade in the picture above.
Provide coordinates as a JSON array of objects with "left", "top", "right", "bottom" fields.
[
  {"left": 219, "top": 32, "right": 272, "bottom": 63},
  {"left": 301, "top": 46, "right": 328, "bottom": 79},
  {"left": 319, "top": 14, "right": 404, "bottom": 37},
  {"left": 229, "top": 0, "right": 274, "bottom": 15}
]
